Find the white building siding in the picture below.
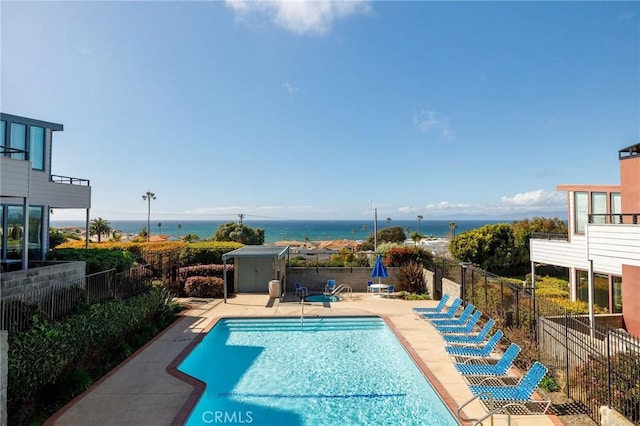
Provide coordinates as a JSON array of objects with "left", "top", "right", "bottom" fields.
[
  {"left": 530, "top": 236, "right": 588, "bottom": 269},
  {"left": 587, "top": 224, "right": 640, "bottom": 270}
]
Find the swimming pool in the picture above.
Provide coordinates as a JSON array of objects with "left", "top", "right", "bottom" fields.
[
  {"left": 178, "top": 317, "right": 459, "bottom": 425},
  {"left": 304, "top": 294, "right": 341, "bottom": 303}
]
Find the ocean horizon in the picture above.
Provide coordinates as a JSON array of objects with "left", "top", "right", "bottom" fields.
[{"left": 51, "top": 219, "right": 511, "bottom": 244}]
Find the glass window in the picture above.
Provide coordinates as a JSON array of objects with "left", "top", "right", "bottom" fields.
[
  {"left": 10, "top": 123, "right": 26, "bottom": 160},
  {"left": 0, "top": 120, "right": 5, "bottom": 149},
  {"left": 576, "top": 270, "right": 610, "bottom": 312},
  {"left": 28, "top": 206, "right": 43, "bottom": 260},
  {"left": 594, "top": 273, "right": 609, "bottom": 312},
  {"left": 591, "top": 192, "right": 607, "bottom": 223},
  {"left": 575, "top": 192, "right": 588, "bottom": 233},
  {"left": 0, "top": 206, "right": 4, "bottom": 260},
  {"left": 612, "top": 276, "right": 623, "bottom": 314},
  {"left": 6, "top": 205, "right": 24, "bottom": 260},
  {"left": 611, "top": 193, "right": 622, "bottom": 224},
  {"left": 29, "top": 126, "right": 45, "bottom": 170}
]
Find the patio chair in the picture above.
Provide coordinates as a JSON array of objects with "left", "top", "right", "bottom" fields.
[
  {"left": 421, "top": 298, "right": 462, "bottom": 320},
  {"left": 294, "top": 282, "right": 308, "bottom": 297},
  {"left": 381, "top": 285, "right": 395, "bottom": 298},
  {"left": 325, "top": 279, "right": 336, "bottom": 294},
  {"left": 367, "top": 280, "right": 374, "bottom": 293},
  {"left": 436, "top": 310, "right": 481, "bottom": 334},
  {"left": 443, "top": 319, "right": 495, "bottom": 345},
  {"left": 412, "top": 294, "right": 451, "bottom": 313},
  {"left": 445, "top": 330, "right": 503, "bottom": 358},
  {"left": 455, "top": 343, "right": 521, "bottom": 376},
  {"left": 468, "top": 361, "right": 551, "bottom": 414},
  {"left": 429, "top": 304, "right": 475, "bottom": 327}
]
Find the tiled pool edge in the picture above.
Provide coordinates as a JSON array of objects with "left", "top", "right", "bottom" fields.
[{"left": 167, "top": 314, "right": 472, "bottom": 426}]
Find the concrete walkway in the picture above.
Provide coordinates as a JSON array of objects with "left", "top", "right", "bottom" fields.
[{"left": 46, "top": 294, "right": 562, "bottom": 426}]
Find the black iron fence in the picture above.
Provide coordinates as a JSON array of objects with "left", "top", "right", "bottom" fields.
[
  {"left": 450, "top": 264, "right": 640, "bottom": 424},
  {"left": 0, "top": 265, "right": 154, "bottom": 331}
]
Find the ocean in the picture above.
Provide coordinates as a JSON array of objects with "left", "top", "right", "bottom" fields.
[{"left": 51, "top": 219, "right": 508, "bottom": 244}]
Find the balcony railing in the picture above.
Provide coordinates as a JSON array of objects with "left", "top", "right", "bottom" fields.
[
  {"left": 50, "top": 174, "right": 90, "bottom": 186},
  {"left": 0, "top": 146, "right": 28, "bottom": 159},
  {"left": 589, "top": 213, "right": 639, "bottom": 224},
  {"left": 531, "top": 232, "right": 569, "bottom": 240}
]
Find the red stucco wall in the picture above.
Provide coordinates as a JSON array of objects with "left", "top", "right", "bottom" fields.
[
  {"left": 620, "top": 155, "right": 640, "bottom": 215},
  {"left": 622, "top": 264, "right": 640, "bottom": 337}
]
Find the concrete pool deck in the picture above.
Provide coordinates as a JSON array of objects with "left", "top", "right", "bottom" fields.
[{"left": 46, "top": 294, "right": 563, "bottom": 426}]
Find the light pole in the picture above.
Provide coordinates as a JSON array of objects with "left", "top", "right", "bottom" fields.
[
  {"left": 459, "top": 261, "right": 470, "bottom": 305},
  {"left": 142, "top": 191, "right": 156, "bottom": 242},
  {"left": 369, "top": 200, "right": 378, "bottom": 251}
]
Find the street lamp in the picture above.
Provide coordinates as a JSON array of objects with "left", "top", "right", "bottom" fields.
[
  {"left": 459, "top": 261, "right": 471, "bottom": 305},
  {"left": 142, "top": 191, "right": 156, "bottom": 242},
  {"left": 369, "top": 200, "right": 378, "bottom": 251}
]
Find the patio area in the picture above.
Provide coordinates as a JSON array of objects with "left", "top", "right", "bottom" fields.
[{"left": 45, "top": 293, "right": 563, "bottom": 426}]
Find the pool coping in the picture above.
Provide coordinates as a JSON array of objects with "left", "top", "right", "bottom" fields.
[{"left": 166, "top": 314, "right": 472, "bottom": 426}]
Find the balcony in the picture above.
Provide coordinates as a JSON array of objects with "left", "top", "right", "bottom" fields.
[
  {"left": 589, "top": 213, "right": 639, "bottom": 225},
  {"left": 51, "top": 174, "right": 91, "bottom": 186}
]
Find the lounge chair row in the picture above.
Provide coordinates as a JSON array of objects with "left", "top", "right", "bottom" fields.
[{"left": 412, "top": 296, "right": 551, "bottom": 415}]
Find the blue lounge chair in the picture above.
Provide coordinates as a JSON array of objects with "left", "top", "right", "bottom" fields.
[
  {"left": 421, "top": 298, "right": 462, "bottom": 320},
  {"left": 430, "top": 304, "right": 475, "bottom": 326},
  {"left": 468, "top": 361, "right": 551, "bottom": 414},
  {"left": 436, "top": 310, "right": 482, "bottom": 334},
  {"left": 455, "top": 343, "right": 521, "bottom": 376},
  {"left": 445, "top": 330, "right": 503, "bottom": 358},
  {"left": 443, "top": 319, "right": 495, "bottom": 345},
  {"left": 412, "top": 294, "right": 451, "bottom": 313}
]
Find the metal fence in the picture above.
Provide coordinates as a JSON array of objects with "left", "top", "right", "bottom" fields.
[
  {"left": 0, "top": 265, "right": 154, "bottom": 331},
  {"left": 451, "top": 263, "right": 640, "bottom": 424}
]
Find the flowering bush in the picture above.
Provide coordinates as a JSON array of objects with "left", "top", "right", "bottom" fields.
[{"left": 184, "top": 276, "right": 224, "bottom": 298}]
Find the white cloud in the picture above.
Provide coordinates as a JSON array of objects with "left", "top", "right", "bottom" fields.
[
  {"left": 224, "top": 0, "right": 371, "bottom": 35},
  {"left": 414, "top": 109, "right": 452, "bottom": 139},
  {"left": 500, "top": 189, "right": 565, "bottom": 207},
  {"left": 282, "top": 82, "right": 298, "bottom": 100}
]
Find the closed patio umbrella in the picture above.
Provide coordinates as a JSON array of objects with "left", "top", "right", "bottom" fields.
[{"left": 371, "top": 254, "right": 388, "bottom": 284}]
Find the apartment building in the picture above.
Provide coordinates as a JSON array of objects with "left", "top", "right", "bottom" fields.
[
  {"left": 530, "top": 143, "right": 640, "bottom": 336},
  {"left": 0, "top": 113, "right": 91, "bottom": 271}
]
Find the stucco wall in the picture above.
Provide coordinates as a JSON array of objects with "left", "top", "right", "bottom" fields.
[
  {"left": 0, "top": 262, "right": 86, "bottom": 298},
  {"left": 442, "top": 277, "right": 462, "bottom": 300},
  {"left": 286, "top": 267, "right": 399, "bottom": 293},
  {"left": 622, "top": 264, "right": 640, "bottom": 337}
]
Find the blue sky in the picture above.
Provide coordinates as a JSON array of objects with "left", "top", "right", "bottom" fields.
[{"left": 2, "top": 1, "right": 639, "bottom": 222}]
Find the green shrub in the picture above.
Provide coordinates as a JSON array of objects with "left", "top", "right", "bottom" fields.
[
  {"left": 539, "top": 376, "right": 559, "bottom": 392},
  {"left": 178, "top": 242, "right": 242, "bottom": 265},
  {"left": 535, "top": 287, "right": 569, "bottom": 298},
  {"left": 573, "top": 350, "right": 640, "bottom": 422},
  {"left": 45, "top": 248, "right": 135, "bottom": 274},
  {"left": 184, "top": 276, "right": 224, "bottom": 298},
  {"left": 7, "top": 288, "right": 174, "bottom": 423}
]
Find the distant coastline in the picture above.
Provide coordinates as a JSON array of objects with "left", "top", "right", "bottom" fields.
[{"left": 51, "top": 219, "right": 506, "bottom": 244}]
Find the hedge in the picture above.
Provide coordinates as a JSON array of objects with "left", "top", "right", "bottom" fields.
[{"left": 7, "top": 287, "right": 171, "bottom": 411}]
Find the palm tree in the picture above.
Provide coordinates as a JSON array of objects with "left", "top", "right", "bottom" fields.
[
  {"left": 90, "top": 217, "right": 112, "bottom": 243},
  {"left": 142, "top": 191, "right": 156, "bottom": 242},
  {"left": 177, "top": 223, "right": 182, "bottom": 238},
  {"left": 157, "top": 222, "right": 162, "bottom": 236},
  {"left": 361, "top": 224, "right": 368, "bottom": 238},
  {"left": 386, "top": 217, "right": 392, "bottom": 226},
  {"left": 449, "top": 221, "right": 458, "bottom": 239},
  {"left": 417, "top": 215, "right": 423, "bottom": 232},
  {"left": 410, "top": 231, "right": 423, "bottom": 246}
]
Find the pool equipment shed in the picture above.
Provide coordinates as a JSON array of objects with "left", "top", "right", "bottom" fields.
[{"left": 222, "top": 245, "right": 290, "bottom": 302}]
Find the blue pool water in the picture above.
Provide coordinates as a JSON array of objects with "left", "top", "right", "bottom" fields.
[
  {"left": 303, "top": 294, "right": 341, "bottom": 303},
  {"left": 178, "top": 317, "right": 458, "bottom": 425}
]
